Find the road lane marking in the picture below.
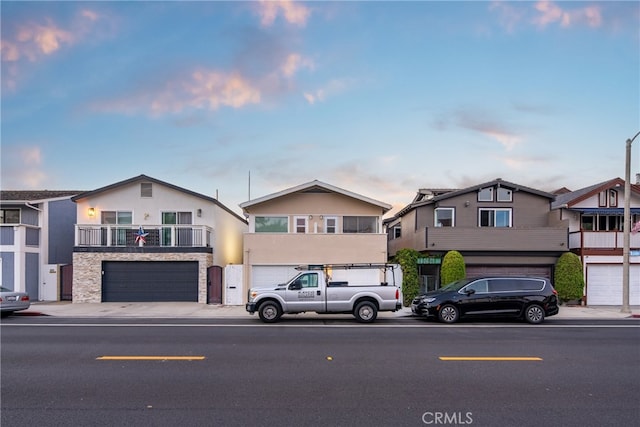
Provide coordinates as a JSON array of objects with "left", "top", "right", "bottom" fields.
[
  {"left": 439, "top": 356, "right": 543, "bottom": 361},
  {"left": 96, "top": 356, "right": 205, "bottom": 361}
]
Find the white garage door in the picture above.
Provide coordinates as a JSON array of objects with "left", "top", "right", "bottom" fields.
[
  {"left": 587, "top": 264, "right": 640, "bottom": 305},
  {"left": 251, "top": 265, "right": 299, "bottom": 288}
]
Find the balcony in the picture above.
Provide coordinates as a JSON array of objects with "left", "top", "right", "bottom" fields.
[
  {"left": 390, "top": 226, "right": 568, "bottom": 255},
  {"left": 569, "top": 230, "right": 640, "bottom": 251},
  {"left": 75, "top": 224, "right": 212, "bottom": 248}
]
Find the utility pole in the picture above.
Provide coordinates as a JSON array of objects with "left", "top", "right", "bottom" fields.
[{"left": 622, "top": 131, "right": 640, "bottom": 313}]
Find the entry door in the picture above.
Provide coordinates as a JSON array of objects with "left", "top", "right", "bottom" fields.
[{"left": 285, "top": 272, "right": 325, "bottom": 312}]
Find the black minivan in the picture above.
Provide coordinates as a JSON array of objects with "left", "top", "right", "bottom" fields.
[{"left": 411, "top": 277, "right": 559, "bottom": 324}]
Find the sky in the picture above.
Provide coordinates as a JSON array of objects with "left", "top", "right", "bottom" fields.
[{"left": 1, "top": 1, "right": 639, "bottom": 217}]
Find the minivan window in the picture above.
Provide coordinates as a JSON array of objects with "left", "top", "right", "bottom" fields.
[
  {"left": 464, "top": 280, "right": 489, "bottom": 293},
  {"left": 488, "top": 278, "right": 544, "bottom": 292}
]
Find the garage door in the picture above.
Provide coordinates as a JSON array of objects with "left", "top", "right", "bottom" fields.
[
  {"left": 466, "top": 266, "right": 552, "bottom": 279},
  {"left": 586, "top": 264, "right": 640, "bottom": 305},
  {"left": 251, "top": 266, "right": 298, "bottom": 288},
  {"left": 102, "top": 261, "right": 198, "bottom": 302}
]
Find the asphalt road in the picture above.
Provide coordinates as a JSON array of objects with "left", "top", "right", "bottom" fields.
[{"left": 1, "top": 318, "right": 639, "bottom": 427}]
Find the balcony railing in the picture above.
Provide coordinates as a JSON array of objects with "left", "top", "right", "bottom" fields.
[
  {"left": 569, "top": 230, "right": 640, "bottom": 250},
  {"left": 75, "top": 224, "right": 212, "bottom": 248}
]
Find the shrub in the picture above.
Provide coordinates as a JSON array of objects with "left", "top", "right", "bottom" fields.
[
  {"left": 554, "top": 252, "right": 584, "bottom": 303},
  {"left": 393, "top": 248, "right": 420, "bottom": 306},
  {"left": 440, "top": 250, "right": 466, "bottom": 286}
]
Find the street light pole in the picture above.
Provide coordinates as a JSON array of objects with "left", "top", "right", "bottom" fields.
[{"left": 622, "top": 130, "right": 640, "bottom": 313}]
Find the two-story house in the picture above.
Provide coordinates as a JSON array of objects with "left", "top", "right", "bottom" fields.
[
  {"left": 1, "top": 191, "right": 80, "bottom": 301},
  {"left": 239, "top": 180, "right": 392, "bottom": 297},
  {"left": 71, "top": 175, "right": 247, "bottom": 304},
  {"left": 551, "top": 177, "right": 640, "bottom": 305},
  {"left": 386, "top": 178, "right": 568, "bottom": 293}
]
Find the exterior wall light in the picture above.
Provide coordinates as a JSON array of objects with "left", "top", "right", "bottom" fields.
[{"left": 88, "top": 208, "right": 95, "bottom": 218}]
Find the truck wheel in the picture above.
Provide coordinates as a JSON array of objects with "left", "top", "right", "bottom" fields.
[
  {"left": 354, "top": 301, "right": 377, "bottom": 323},
  {"left": 258, "top": 301, "right": 282, "bottom": 323},
  {"left": 438, "top": 304, "right": 459, "bottom": 324}
]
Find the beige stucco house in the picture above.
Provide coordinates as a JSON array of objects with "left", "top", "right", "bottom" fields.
[
  {"left": 71, "top": 175, "right": 247, "bottom": 303},
  {"left": 239, "top": 180, "right": 392, "bottom": 299}
]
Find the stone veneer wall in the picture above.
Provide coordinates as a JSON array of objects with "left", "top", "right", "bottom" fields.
[{"left": 72, "top": 252, "right": 214, "bottom": 303}]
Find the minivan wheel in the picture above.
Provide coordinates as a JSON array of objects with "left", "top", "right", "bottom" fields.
[
  {"left": 438, "top": 304, "right": 459, "bottom": 324},
  {"left": 524, "top": 304, "right": 545, "bottom": 324},
  {"left": 258, "top": 301, "right": 282, "bottom": 323}
]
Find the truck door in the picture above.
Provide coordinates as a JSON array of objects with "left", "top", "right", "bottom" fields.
[{"left": 285, "top": 272, "right": 326, "bottom": 312}]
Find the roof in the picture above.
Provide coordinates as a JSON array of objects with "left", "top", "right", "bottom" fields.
[
  {"left": 239, "top": 180, "right": 392, "bottom": 213},
  {"left": 551, "top": 177, "right": 640, "bottom": 209},
  {"left": 387, "top": 178, "right": 556, "bottom": 221},
  {"left": 71, "top": 174, "right": 247, "bottom": 223},
  {"left": 1, "top": 190, "right": 82, "bottom": 202}
]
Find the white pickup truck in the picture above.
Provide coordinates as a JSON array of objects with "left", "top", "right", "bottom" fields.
[{"left": 245, "top": 264, "right": 403, "bottom": 323}]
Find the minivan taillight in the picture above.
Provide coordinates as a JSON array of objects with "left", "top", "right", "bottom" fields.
[
  {"left": 21, "top": 296, "right": 30, "bottom": 301},
  {"left": 552, "top": 289, "right": 558, "bottom": 296}
]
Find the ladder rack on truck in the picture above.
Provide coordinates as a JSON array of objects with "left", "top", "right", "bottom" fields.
[{"left": 295, "top": 263, "right": 396, "bottom": 271}]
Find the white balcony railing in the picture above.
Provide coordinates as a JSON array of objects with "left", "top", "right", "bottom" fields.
[
  {"left": 75, "top": 224, "right": 212, "bottom": 248},
  {"left": 569, "top": 231, "right": 640, "bottom": 250}
]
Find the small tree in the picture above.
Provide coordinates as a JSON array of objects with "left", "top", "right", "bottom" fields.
[
  {"left": 393, "top": 248, "right": 420, "bottom": 306},
  {"left": 440, "top": 250, "right": 466, "bottom": 286},
  {"left": 554, "top": 252, "right": 584, "bottom": 303}
]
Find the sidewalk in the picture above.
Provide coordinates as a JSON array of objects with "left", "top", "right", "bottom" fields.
[{"left": 13, "top": 301, "right": 640, "bottom": 320}]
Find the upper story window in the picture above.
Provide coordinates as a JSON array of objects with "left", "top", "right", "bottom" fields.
[
  {"left": 141, "top": 183, "right": 153, "bottom": 198},
  {"left": 294, "top": 216, "right": 308, "bottom": 234},
  {"left": 479, "top": 208, "right": 512, "bottom": 227},
  {"left": 497, "top": 188, "right": 513, "bottom": 202},
  {"left": 343, "top": 216, "right": 378, "bottom": 233},
  {"left": 102, "top": 211, "right": 133, "bottom": 225},
  {"left": 324, "top": 217, "right": 337, "bottom": 234},
  {"left": 255, "top": 216, "right": 288, "bottom": 233},
  {"left": 609, "top": 190, "right": 618, "bottom": 207},
  {"left": 0, "top": 209, "right": 20, "bottom": 224},
  {"left": 435, "top": 208, "right": 454, "bottom": 227},
  {"left": 393, "top": 225, "right": 402, "bottom": 238},
  {"left": 162, "top": 211, "right": 192, "bottom": 225},
  {"left": 478, "top": 187, "right": 493, "bottom": 202}
]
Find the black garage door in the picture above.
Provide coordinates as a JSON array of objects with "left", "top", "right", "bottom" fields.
[{"left": 102, "top": 261, "right": 198, "bottom": 302}]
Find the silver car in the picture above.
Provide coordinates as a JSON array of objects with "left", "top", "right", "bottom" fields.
[{"left": 0, "top": 286, "right": 31, "bottom": 316}]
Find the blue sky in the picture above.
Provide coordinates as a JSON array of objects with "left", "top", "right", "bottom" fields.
[{"left": 2, "top": 1, "right": 639, "bottom": 216}]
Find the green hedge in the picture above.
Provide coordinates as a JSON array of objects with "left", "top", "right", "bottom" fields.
[
  {"left": 440, "top": 250, "right": 466, "bottom": 286},
  {"left": 393, "top": 248, "right": 420, "bottom": 306},
  {"left": 554, "top": 252, "right": 584, "bottom": 302}
]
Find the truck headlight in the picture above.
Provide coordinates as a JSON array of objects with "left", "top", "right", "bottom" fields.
[{"left": 250, "top": 290, "right": 258, "bottom": 299}]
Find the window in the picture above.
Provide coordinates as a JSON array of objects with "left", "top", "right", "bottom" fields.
[
  {"left": 162, "top": 211, "right": 193, "bottom": 246},
  {"left": 294, "top": 216, "right": 308, "bottom": 233},
  {"left": 141, "top": 183, "right": 153, "bottom": 198},
  {"left": 101, "top": 211, "right": 132, "bottom": 245},
  {"left": 581, "top": 215, "right": 594, "bottom": 231},
  {"left": 343, "top": 216, "right": 377, "bottom": 233},
  {"left": 598, "top": 191, "right": 607, "bottom": 207},
  {"left": 479, "top": 208, "right": 512, "bottom": 227},
  {"left": 434, "top": 208, "right": 454, "bottom": 227},
  {"left": 497, "top": 188, "right": 513, "bottom": 202},
  {"left": 0, "top": 209, "right": 20, "bottom": 224},
  {"left": 609, "top": 190, "right": 618, "bottom": 207},
  {"left": 325, "top": 217, "right": 337, "bottom": 234},
  {"left": 394, "top": 225, "right": 402, "bottom": 238},
  {"left": 464, "top": 280, "right": 488, "bottom": 293},
  {"left": 255, "top": 216, "right": 288, "bottom": 233},
  {"left": 478, "top": 187, "right": 493, "bottom": 202}
]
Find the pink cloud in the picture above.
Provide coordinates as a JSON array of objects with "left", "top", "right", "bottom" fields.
[
  {"left": 532, "top": 1, "right": 602, "bottom": 29},
  {"left": 280, "top": 53, "right": 314, "bottom": 77},
  {"left": 258, "top": 0, "right": 311, "bottom": 27}
]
